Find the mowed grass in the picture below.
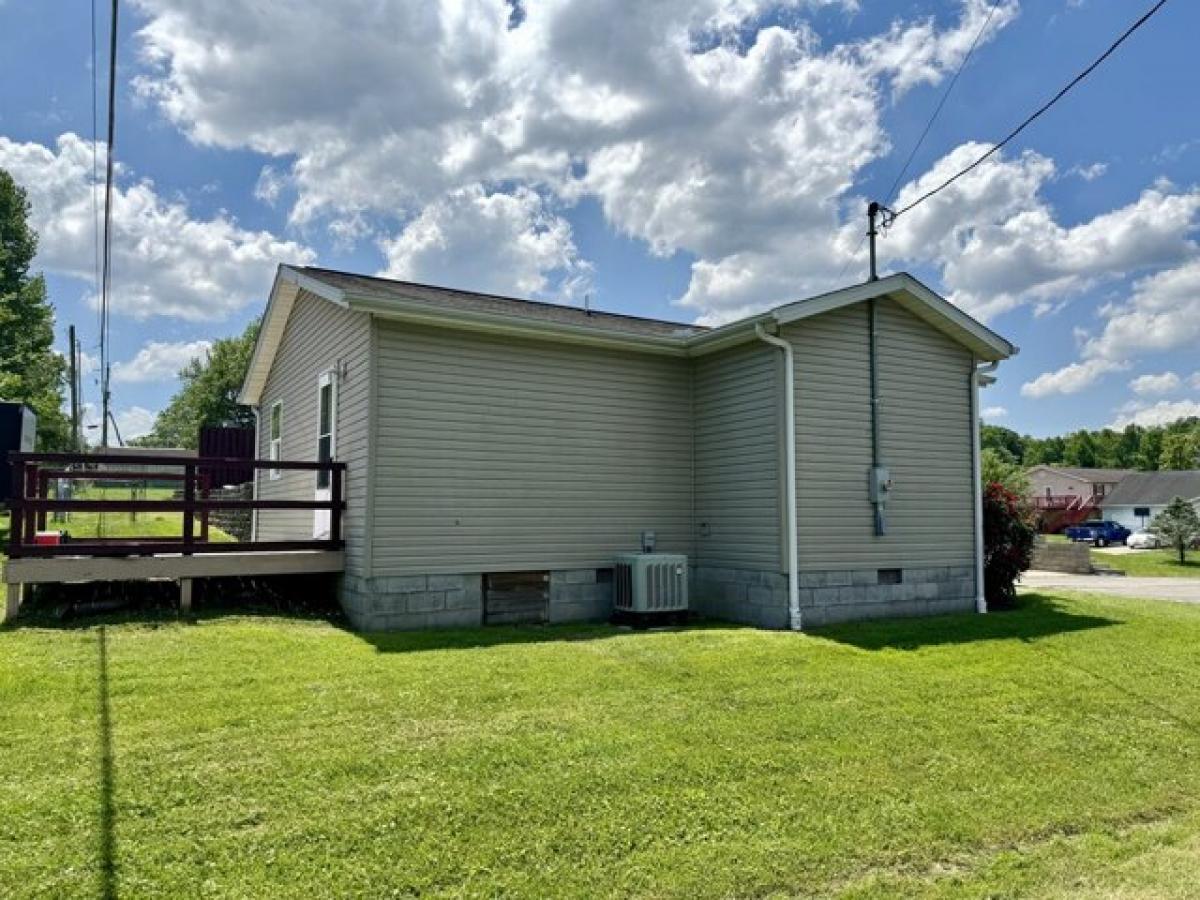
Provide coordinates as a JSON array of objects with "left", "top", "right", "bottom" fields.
[
  {"left": 4, "top": 592, "right": 1200, "bottom": 897},
  {"left": 1093, "top": 547, "right": 1200, "bottom": 578}
]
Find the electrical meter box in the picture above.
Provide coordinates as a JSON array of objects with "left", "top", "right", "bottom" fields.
[{"left": 868, "top": 466, "right": 892, "bottom": 502}]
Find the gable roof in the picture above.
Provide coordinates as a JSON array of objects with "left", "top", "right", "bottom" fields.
[
  {"left": 239, "top": 266, "right": 1017, "bottom": 405},
  {"left": 1026, "top": 465, "right": 1134, "bottom": 484},
  {"left": 1103, "top": 471, "right": 1200, "bottom": 507}
]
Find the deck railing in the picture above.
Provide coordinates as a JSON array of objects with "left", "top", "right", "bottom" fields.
[{"left": 6, "top": 451, "right": 345, "bottom": 559}]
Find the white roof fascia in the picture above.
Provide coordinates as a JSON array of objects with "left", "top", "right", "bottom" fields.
[
  {"left": 347, "top": 294, "right": 691, "bottom": 357},
  {"left": 237, "top": 265, "right": 339, "bottom": 406},
  {"left": 772, "top": 273, "right": 1017, "bottom": 362}
]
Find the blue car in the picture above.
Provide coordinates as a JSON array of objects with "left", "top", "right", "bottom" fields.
[{"left": 1064, "top": 520, "right": 1131, "bottom": 547}]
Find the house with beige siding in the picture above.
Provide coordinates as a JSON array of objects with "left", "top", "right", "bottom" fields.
[{"left": 239, "top": 265, "right": 1015, "bottom": 631}]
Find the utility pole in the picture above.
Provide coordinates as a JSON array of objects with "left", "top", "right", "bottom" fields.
[
  {"left": 101, "top": 365, "right": 111, "bottom": 448},
  {"left": 68, "top": 325, "right": 80, "bottom": 450},
  {"left": 866, "top": 201, "right": 894, "bottom": 282}
]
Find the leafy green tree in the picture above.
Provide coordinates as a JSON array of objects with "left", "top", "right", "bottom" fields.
[
  {"left": 1063, "top": 430, "right": 1098, "bottom": 468},
  {"left": 1136, "top": 428, "right": 1164, "bottom": 470},
  {"left": 981, "top": 424, "right": 1024, "bottom": 464},
  {"left": 1025, "top": 435, "right": 1065, "bottom": 466},
  {"left": 1116, "top": 425, "right": 1143, "bottom": 468},
  {"left": 981, "top": 447, "right": 1029, "bottom": 494},
  {"left": 1159, "top": 431, "right": 1200, "bottom": 470},
  {"left": 1148, "top": 497, "right": 1200, "bottom": 564},
  {"left": 141, "top": 320, "right": 260, "bottom": 449},
  {"left": 0, "top": 169, "right": 69, "bottom": 449}
]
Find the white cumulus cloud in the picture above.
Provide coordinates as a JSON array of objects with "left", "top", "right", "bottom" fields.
[
  {"left": 112, "top": 339, "right": 212, "bottom": 383},
  {"left": 379, "top": 184, "right": 589, "bottom": 299},
  {"left": 1023, "top": 258, "right": 1200, "bottom": 400},
  {"left": 1111, "top": 399, "right": 1200, "bottom": 429},
  {"left": 1129, "top": 372, "right": 1182, "bottom": 396},
  {"left": 0, "top": 132, "right": 315, "bottom": 321},
  {"left": 981, "top": 405, "right": 1007, "bottom": 420},
  {"left": 1021, "top": 358, "right": 1129, "bottom": 399},
  {"left": 113, "top": 406, "right": 158, "bottom": 441},
  {"left": 128, "top": 0, "right": 1022, "bottom": 322}
]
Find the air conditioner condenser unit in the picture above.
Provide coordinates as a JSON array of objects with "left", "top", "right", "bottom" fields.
[{"left": 613, "top": 552, "right": 689, "bottom": 614}]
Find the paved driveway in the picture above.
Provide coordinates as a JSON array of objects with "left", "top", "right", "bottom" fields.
[{"left": 1020, "top": 570, "right": 1200, "bottom": 604}]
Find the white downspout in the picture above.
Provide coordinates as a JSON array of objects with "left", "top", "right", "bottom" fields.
[
  {"left": 971, "top": 360, "right": 1000, "bottom": 613},
  {"left": 755, "top": 323, "right": 801, "bottom": 631}
]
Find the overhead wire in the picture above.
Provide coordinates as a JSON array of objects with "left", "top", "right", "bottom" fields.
[
  {"left": 837, "top": 0, "right": 1005, "bottom": 281},
  {"left": 99, "top": 0, "right": 119, "bottom": 447},
  {"left": 890, "top": 0, "right": 1171, "bottom": 219}
]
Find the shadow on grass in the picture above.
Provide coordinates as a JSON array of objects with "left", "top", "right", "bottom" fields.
[
  {"left": 811, "top": 593, "right": 1120, "bottom": 651},
  {"left": 357, "top": 619, "right": 736, "bottom": 654},
  {"left": 97, "top": 626, "right": 117, "bottom": 900}
]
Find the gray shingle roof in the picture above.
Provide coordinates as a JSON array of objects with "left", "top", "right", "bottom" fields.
[
  {"left": 1103, "top": 471, "right": 1200, "bottom": 507},
  {"left": 299, "top": 267, "right": 709, "bottom": 340},
  {"left": 1029, "top": 466, "right": 1133, "bottom": 483}
]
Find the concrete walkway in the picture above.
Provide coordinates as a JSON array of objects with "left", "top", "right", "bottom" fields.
[{"left": 1020, "top": 570, "right": 1200, "bottom": 604}]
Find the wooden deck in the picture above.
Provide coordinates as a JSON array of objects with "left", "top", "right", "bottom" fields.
[
  {"left": 4, "top": 548, "right": 345, "bottom": 586},
  {"left": 3, "top": 450, "right": 347, "bottom": 622}
]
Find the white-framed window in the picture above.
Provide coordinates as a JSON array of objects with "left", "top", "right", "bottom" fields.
[
  {"left": 268, "top": 400, "right": 282, "bottom": 480},
  {"left": 316, "top": 371, "right": 337, "bottom": 490}
]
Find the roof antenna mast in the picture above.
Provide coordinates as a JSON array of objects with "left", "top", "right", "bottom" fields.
[{"left": 866, "top": 201, "right": 894, "bottom": 282}]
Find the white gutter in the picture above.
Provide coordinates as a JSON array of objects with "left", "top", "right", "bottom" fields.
[
  {"left": 971, "top": 360, "right": 1000, "bottom": 614},
  {"left": 755, "top": 323, "right": 801, "bottom": 631}
]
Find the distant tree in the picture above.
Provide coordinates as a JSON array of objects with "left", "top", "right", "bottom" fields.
[
  {"left": 1116, "top": 425, "right": 1143, "bottom": 469},
  {"left": 1093, "top": 428, "right": 1121, "bottom": 468},
  {"left": 1159, "top": 431, "right": 1200, "bottom": 470},
  {"left": 1136, "top": 428, "right": 1164, "bottom": 471},
  {"left": 0, "top": 169, "right": 70, "bottom": 449},
  {"left": 143, "top": 320, "right": 260, "bottom": 449},
  {"left": 981, "top": 447, "right": 1029, "bottom": 495},
  {"left": 981, "top": 424, "right": 1025, "bottom": 464},
  {"left": 1063, "top": 430, "right": 1098, "bottom": 468},
  {"left": 982, "top": 482, "right": 1037, "bottom": 610},
  {"left": 1148, "top": 497, "right": 1200, "bottom": 564},
  {"left": 1025, "top": 435, "right": 1065, "bottom": 466}
]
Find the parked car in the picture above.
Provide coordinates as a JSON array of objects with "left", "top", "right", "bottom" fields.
[
  {"left": 1126, "top": 530, "right": 1162, "bottom": 550},
  {"left": 1064, "top": 520, "right": 1131, "bottom": 547}
]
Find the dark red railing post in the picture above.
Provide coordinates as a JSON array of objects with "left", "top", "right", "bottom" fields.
[
  {"left": 182, "top": 462, "right": 195, "bottom": 554},
  {"left": 22, "top": 464, "right": 38, "bottom": 546},
  {"left": 199, "top": 471, "right": 210, "bottom": 543},
  {"left": 36, "top": 469, "right": 49, "bottom": 531},
  {"left": 8, "top": 459, "right": 25, "bottom": 559},
  {"left": 329, "top": 463, "right": 342, "bottom": 546}
]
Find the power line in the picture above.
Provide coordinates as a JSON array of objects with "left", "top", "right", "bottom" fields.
[
  {"left": 891, "top": 0, "right": 1171, "bottom": 219},
  {"left": 90, "top": 0, "right": 101, "bottom": 313},
  {"left": 99, "top": 0, "right": 119, "bottom": 448},
  {"left": 837, "top": 0, "right": 1005, "bottom": 281}
]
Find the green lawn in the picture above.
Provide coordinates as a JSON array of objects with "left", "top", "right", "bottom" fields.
[
  {"left": 1093, "top": 548, "right": 1200, "bottom": 578},
  {"left": 4, "top": 592, "right": 1200, "bottom": 897}
]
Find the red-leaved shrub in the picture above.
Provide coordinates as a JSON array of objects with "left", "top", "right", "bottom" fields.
[{"left": 982, "top": 481, "right": 1037, "bottom": 610}]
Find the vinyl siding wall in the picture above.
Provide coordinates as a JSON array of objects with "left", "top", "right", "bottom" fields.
[
  {"left": 255, "top": 291, "right": 372, "bottom": 577},
  {"left": 692, "top": 341, "right": 783, "bottom": 572},
  {"left": 785, "top": 298, "right": 976, "bottom": 571},
  {"left": 369, "top": 321, "right": 693, "bottom": 576}
]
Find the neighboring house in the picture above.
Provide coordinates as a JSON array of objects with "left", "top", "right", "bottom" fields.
[
  {"left": 238, "top": 266, "right": 1015, "bottom": 631},
  {"left": 1025, "top": 466, "right": 1133, "bottom": 533},
  {"left": 1026, "top": 466, "right": 1132, "bottom": 503},
  {"left": 1100, "top": 471, "right": 1200, "bottom": 532}
]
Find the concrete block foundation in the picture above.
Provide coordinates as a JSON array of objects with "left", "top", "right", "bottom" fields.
[
  {"left": 342, "top": 563, "right": 976, "bottom": 632},
  {"left": 341, "top": 568, "right": 614, "bottom": 631}
]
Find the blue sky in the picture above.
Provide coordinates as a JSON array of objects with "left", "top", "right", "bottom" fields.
[{"left": 1, "top": 0, "right": 1197, "bottom": 441}]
